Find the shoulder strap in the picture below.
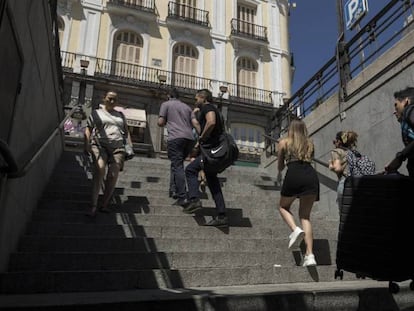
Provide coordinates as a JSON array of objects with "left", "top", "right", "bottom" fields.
[
  {"left": 100, "top": 108, "right": 127, "bottom": 136},
  {"left": 88, "top": 109, "right": 101, "bottom": 128}
]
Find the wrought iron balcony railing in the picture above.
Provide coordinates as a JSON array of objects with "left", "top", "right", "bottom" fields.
[
  {"left": 60, "top": 51, "right": 276, "bottom": 107},
  {"left": 107, "top": 0, "right": 155, "bottom": 14},
  {"left": 167, "top": 1, "right": 209, "bottom": 27},
  {"left": 231, "top": 18, "right": 268, "bottom": 42}
]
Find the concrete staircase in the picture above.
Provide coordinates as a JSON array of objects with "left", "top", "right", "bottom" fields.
[{"left": 0, "top": 150, "right": 412, "bottom": 310}]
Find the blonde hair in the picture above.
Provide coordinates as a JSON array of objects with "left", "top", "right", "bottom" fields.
[
  {"left": 336, "top": 130, "right": 358, "bottom": 148},
  {"left": 286, "top": 119, "right": 314, "bottom": 161}
]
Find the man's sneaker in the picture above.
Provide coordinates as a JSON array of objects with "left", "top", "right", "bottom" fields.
[
  {"left": 303, "top": 254, "right": 317, "bottom": 267},
  {"left": 182, "top": 199, "right": 202, "bottom": 214},
  {"left": 172, "top": 198, "right": 189, "bottom": 207},
  {"left": 288, "top": 227, "right": 304, "bottom": 249},
  {"left": 169, "top": 191, "right": 178, "bottom": 199},
  {"left": 204, "top": 216, "right": 229, "bottom": 228}
]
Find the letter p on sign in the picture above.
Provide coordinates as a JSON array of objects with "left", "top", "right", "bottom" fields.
[{"left": 344, "top": 0, "right": 368, "bottom": 30}]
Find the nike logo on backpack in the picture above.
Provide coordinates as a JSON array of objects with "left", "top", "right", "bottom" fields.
[{"left": 211, "top": 146, "right": 223, "bottom": 154}]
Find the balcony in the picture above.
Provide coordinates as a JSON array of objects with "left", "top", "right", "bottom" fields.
[
  {"left": 230, "top": 18, "right": 268, "bottom": 43},
  {"left": 61, "top": 51, "right": 275, "bottom": 107},
  {"left": 166, "top": 1, "right": 210, "bottom": 30},
  {"left": 107, "top": 0, "right": 156, "bottom": 21}
]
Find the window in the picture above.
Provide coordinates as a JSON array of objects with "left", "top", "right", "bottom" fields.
[
  {"left": 177, "top": 0, "right": 197, "bottom": 5},
  {"left": 172, "top": 43, "right": 198, "bottom": 88},
  {"left": 125, "top": 0, "right": 144, "bottom": 5},
  {"left": 237, "top": 57, "right": 257, "bottom": 86},
  {"left": 174, "top": 0, "right": 197, "bottom": 20},
  {"left": 237, "top": 3, "right": 256, "bottom": 34},
  {"left": 237, "top": 4, "right": 255, "bottom": 23},
  {"left": 237, "top": 57, "right": 258, "bottom": 100},
  {"left": 231, "top": 124, "right": 264, "bottom": 154},
  {"left": 113, "top": 31, "right": 143, "bottom": 79}
]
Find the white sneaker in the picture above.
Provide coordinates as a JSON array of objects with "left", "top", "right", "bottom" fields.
[
  {"left": 303, "top": 254, "right": 317, "bottom": 267},
  {"left": 288, "top": 227, "right": 304, "bottom": 249}
]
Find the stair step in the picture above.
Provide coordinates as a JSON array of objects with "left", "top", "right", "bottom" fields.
[
  {"left": 0, "top": 280, "right": 409, "bottom": 311},
  {"left": 36, "top": 201, "right": 277, "bottom": 219},
  {"left": 8, "top": 251, "right": 283, "bottom": 271},
  {"left": 25, "top": 223, "right": 275, "bottom": 239},
  {"left": 30, "top": 210, "right": 274, "bottom": 227},
  {"left": 3, "top": 150, "right": 344, "bottom": 296},
  {"left": 0, "top": 266, "right": 356, "bottom": 294},
  {"left": 17, "top": 236, "right": 281, "bottom": 253}
]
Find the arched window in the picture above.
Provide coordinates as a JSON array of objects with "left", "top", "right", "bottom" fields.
[
  {"left": 172, "top": 43, "right": 198, "bottom": 88},
  {"left": 112, "top": 31, "right": 143, "bottom": 79},
  {"left": 237, "top": 57, "right": 258, "bottom": 100}
]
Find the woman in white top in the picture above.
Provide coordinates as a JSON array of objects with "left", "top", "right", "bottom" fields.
[{"left": 84, "top": 91, "right": 132, "bottom": 216}]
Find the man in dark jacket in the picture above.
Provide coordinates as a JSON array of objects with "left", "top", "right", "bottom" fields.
[
  {"left": 385, "top": 87, "right": 414, "bottom": 177},
  {"left": 184, "top": 89, "right": 229, "bottom": 227}
]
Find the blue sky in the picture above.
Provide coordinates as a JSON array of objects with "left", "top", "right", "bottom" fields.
[{"left": 289, "top": 0, "right": 388, "bottom": 93}]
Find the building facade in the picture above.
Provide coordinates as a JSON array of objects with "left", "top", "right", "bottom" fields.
[{"left": 58, "top": 0, "right": 292, "bottom": 163}]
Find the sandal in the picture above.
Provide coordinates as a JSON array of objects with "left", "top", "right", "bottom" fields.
[
  {"left": 99, "top": 206, "right": 111, "bottom": 213},
  {"left": 85, "top": 205, "right": 97, "bottom": 217},
  {"left": 200, "top": 180, "right": 206, "bottom": 193}
]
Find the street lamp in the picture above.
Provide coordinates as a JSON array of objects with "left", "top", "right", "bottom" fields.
[
  {"left": 219, "top": 85, "right": 228, "bottom": 94},
  {"left": 157, "top": 74, "right": 167, "bottom": 83},
  {"left": 218, "top": 85, "right": 228, "bottom": 111},
  {"left": 218, "top": 85, "right": 228, "bottom": 129},
  {"left": 71, "top": 59, "right": 90, "bottom": 121}
]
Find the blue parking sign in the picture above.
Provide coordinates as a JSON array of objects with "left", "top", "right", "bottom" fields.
[{"left": 344, "top": 0, "right": 368, "bottom": 30}]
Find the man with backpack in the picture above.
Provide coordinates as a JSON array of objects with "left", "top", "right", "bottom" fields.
[
  {"left": 184, "top": 89, "right": 229, "bottom": 227},
  {"left": 385, "top": 87, "right": 414, "bottom": 178}
]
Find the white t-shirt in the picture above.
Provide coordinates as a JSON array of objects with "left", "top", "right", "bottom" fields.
[{"left": 88, "top": 108, "right": 125, "bottom": 148}]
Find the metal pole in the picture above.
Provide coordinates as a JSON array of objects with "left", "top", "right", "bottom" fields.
[
  {"left": 336, "top": 0, "right": 350, "bottom": 121},
  {"left": 336, "top": 0, "right": 345, "bottom": 38}
]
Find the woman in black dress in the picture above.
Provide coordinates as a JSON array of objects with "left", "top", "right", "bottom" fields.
[{"left": 277, "top": 119, "right": 319, "bottom": 267}]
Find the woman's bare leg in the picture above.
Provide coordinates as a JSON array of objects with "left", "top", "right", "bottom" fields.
[
  {"left": 89, "top": 156, "right": 106, "bottom": 215},
  {"left": 298, "top": 194, "right": 317, "bottom": 256},
  {"left": 279, "top": 196, "right": 297, "bottom": 231},
  {"left": 101, "top": 162, "right": 121, "bottom": 210}
]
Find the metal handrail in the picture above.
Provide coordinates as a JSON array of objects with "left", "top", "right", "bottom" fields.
[
  {"left": 0, "top": 106, "right": 77, "bottom": 178},
  {"left": 281, "top": 0, "right": 414, "bottom": 127}
]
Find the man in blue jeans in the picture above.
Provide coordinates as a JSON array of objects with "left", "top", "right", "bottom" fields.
[
  {"left": 158, "top": 88, "right": 195, "bottom": 206},
  {"left": 184, "top": 89, "right": 229, "bottom": 227}
]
